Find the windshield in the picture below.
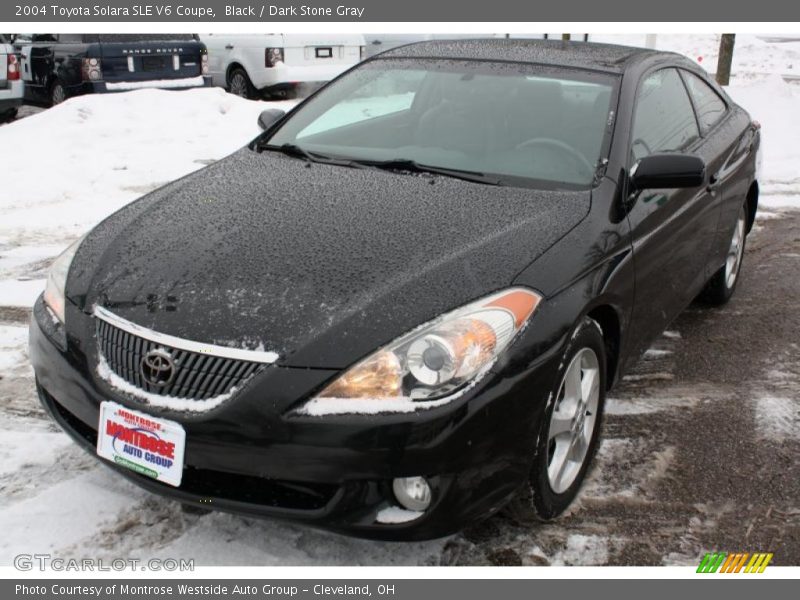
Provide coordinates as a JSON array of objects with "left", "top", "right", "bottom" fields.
[{"left": 266, "top": 58, "right": 618, "bottom": 188}]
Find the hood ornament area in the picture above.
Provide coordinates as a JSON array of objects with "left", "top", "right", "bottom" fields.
[{"left": 140, "top": 349, "right": 176, "bottom": 388}]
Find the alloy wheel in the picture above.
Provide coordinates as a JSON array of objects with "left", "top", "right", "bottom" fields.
[
  {"left": 725, "top": 205, "right": 747, "bottom": 289},
  {"left": 546, "top": 347, "right": 601, "bottom": 494},
  {"left": 229, "top": 73, "right": 248, "bottom": 98}
]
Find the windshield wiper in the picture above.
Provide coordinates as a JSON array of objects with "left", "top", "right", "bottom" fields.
[
  {"left": 354, "top": 158, "right": 503, "bottom": 186},
  {"left": 257, "top": 143, "right": 365, "bottom": 168}
]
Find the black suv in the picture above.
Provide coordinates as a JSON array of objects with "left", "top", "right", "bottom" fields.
[{"left": 13, "top": 33, "right": 211, "bottom": 106}]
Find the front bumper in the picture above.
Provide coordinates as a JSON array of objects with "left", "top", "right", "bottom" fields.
[{"left": 29, "top": 295, "right": 560, "bottom": 540}]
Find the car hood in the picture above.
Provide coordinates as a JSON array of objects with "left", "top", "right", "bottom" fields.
[{"left": 67, "top": 149, "right": 590, "bottom": 369}]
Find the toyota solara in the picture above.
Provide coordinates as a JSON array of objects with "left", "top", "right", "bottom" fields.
[{"left": 30, "top": 40, "right": 761, "bottom": 540}]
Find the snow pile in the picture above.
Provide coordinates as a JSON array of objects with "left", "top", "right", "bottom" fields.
[
  {"left": 0, "top": 88, "right": 297, "bottom": 308},
  {"left": 0, "top": 88, "right": 296, "bottom": 243},
  {"left": 727, "top": 75, "right": 800, "bottom": 207},
  {"left": 105, "top": 76, "right": 205, "bottom": 91}
]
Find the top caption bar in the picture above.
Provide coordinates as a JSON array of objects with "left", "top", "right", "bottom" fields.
[{"left": 3, "top": 0, "right": 800, "bottom": 22}]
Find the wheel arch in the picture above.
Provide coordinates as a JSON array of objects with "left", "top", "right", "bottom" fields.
[
  {"left": 585, "top": 304, "right": 621, "bottom": 390},
  {"left": 225, "top": 61, "right": 248, "bottom": 84}
]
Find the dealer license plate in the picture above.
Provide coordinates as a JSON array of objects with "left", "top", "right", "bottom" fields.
[{"left": 96, "top": 401, "right": 185, "bottom": 487}]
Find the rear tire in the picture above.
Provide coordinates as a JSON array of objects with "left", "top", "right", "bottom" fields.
[
  {"left": 227, "top": 67, "right": 256, "bottom": 99},
  {"left": 507, "top": 317, "right": 606, "bottom": 522},
  {"left": 701, "top": 202, "right": 748, "bottom": 306},
  {"left": 50, "top": 79, "right": 66, "bottom": 107}
]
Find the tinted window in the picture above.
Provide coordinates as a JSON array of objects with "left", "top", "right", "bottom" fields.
[
  {"left": 682, "top": 71, "right": 727, "bottom": 133},
  {"left": 57, "top": 34, "right": 83, "bottom": 43},
  {"left": 632, "top": 68, "right": 699, "bottom": 161}
]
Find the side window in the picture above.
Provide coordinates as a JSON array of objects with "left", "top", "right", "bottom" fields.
[
  {"left": 682, "top": 71, "right": 727, "bottom": 134},
  {"left": 631, "top": 68, "right": 699, "bottom": 161}
]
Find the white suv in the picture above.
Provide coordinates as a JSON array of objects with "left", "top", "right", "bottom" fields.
[
  {"left": 201, "top": 34, "right": 365, "bottom": 99},
  {"left": 0, "top": 34, "right": 23, "bottom": 122}
]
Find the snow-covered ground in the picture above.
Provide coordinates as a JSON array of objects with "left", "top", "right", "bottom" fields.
[
  {"left": 0, "top": 34, "right": 799, "bottom": 566},
  {"left": 593, "top": 33, "right": 800, "bottom": 81},
  {"left": 0, "top": 88, "right": 297, "bottom": 308}
]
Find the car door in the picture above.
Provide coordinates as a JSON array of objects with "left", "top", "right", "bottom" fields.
[
  {"left": 679, "top": 69, "right": 750, "bottom": 277},
  {"left": 28, "top": 34, "right": 59, "bottom": 90},
  {"left": 625, "top": 67, "right": 719, "bottom": 347}
]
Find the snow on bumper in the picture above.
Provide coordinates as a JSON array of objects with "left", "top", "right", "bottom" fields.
[{"left": 102, "top": 76, "right": 208, "bottom": 92}]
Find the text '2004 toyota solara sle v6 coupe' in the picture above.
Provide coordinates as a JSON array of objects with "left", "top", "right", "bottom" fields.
[{"left": 30, "top": 40, "right": 761, "bottom": 540}]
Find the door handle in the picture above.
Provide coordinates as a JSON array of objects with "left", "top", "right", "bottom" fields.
[{"left": 225, "top": 44, "right": 234, "bottom": 50}]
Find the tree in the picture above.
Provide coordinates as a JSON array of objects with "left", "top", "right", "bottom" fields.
[{"left": 716, "top": 34, "right": 736, "bottom": 86}]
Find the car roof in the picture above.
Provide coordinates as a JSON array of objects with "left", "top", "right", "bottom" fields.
[{"left": 377, "top": 38, "right": 663, "bottom": 74}]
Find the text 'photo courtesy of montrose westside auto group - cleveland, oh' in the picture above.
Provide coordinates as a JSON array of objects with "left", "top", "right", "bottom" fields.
[{"left": 0, "top": 0, "right": 799, "bottom": 594}]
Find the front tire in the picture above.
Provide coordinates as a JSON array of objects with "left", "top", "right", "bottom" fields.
[
  {"left": 702, "top": 202, "right": 748, "bottom": 305},
  {"left": 508, "top": 317, "right": 607, "bottom": 521}
]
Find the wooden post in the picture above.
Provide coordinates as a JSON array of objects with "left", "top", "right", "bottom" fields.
[{"left": 716, "top": 34, "right": 736, "bottom": 86}]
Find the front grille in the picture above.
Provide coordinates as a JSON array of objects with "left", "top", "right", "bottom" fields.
[{"left": 96, "top": 318, "right": 262, "bottom": 400}]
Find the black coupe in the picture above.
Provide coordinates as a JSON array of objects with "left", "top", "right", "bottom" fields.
[{"left": 30, "top": 40, "right": 761, "bottom": 540}]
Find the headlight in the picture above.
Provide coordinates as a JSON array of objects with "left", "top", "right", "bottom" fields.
[
  {"left": 43, "top": 236, "right": 85, "bottom": 324},
  {"left": 303, "top": 288, "right": 541, "bottom": 415}
]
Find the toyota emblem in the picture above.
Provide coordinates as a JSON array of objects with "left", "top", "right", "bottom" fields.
[{"left": 140, "top": 349, "right": 175, "bottom": 387}]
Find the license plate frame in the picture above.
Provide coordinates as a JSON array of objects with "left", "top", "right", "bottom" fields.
[
  {"left": 142, "top": 56, "right": 166, "bottom": 71},
  {"left": 96, "top": 401, "right": 185, "bottom": 487}
]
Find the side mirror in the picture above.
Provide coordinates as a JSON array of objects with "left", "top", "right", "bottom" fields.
[
  {"left": 630, "top": 153, "right": 706, "bottom": 191},
  {"left": 257, "top": 108, "right": 285, "bottom": 131}
]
